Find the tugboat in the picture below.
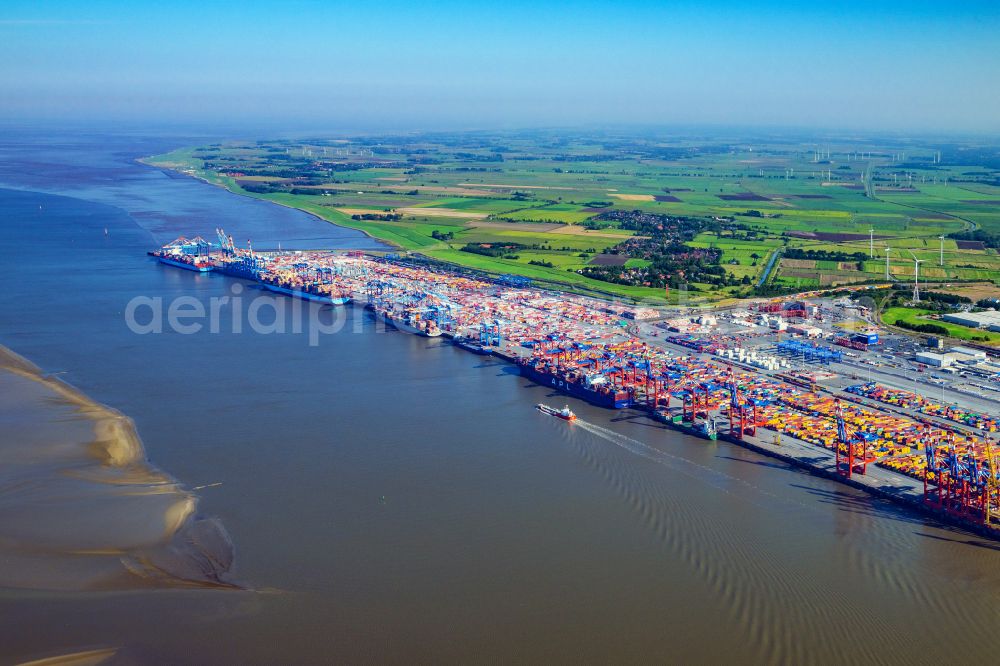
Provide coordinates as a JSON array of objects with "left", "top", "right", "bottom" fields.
[{"left": 536, "top": 403, "right": 577, "bottom": 422}]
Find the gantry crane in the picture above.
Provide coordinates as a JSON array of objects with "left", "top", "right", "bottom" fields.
[
  {"left": 834, "top": 399, "right": 876, "bottom": 478},
  {"left": 725, "top": 369, "right": 759, "bottom": 440}
]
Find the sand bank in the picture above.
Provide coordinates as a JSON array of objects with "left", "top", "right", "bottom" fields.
[{"left": 0, "top": 346, "right": 236, "bottom": 591}]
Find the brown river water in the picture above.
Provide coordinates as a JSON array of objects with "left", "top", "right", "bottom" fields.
[{"left": 0, "top": 133, "right": 997, "bottom": 664}]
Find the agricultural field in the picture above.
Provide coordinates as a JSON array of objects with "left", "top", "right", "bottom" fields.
[{"left": 145, "top": 130, "right": 1000, "bottom": 304}]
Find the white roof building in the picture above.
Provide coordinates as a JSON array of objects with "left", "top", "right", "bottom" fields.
[
  {"left": 948, "top": 346, "right": 987, "bottom": 360},
  {"left": 915, "top": 351, "right": 952, "bottom": 367},
  {"left": 943, "top": 311, "right": 1000, "bottom": 329}
]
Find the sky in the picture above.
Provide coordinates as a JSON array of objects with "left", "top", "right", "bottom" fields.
[{"left": 2, "top": 0, "right": 999, "bottom": 133}]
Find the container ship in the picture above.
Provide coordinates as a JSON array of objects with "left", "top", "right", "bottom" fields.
[
  {"left": 653, "top": 408, "right": 718, "bottom": 440},
  {"left": 454, "top": 337, "right": 493, "bottom": 355},
  {"left": 157, "top": 255, "right": 214, "bottom": 272},
  {"left": 518, "top": 358, "right": 632, "bottom": 409},
  {"left": 151, "top": 235, "right": 217, "bottom": 272},
  {"left": 393, "top": 314, "right": 442, "bottom": 337},
  {"left": 153, "top": 235, "right": 355, "bottom": 307},
  {"left": 374, "top": 307, "right": 442, "bottom": 337},
  {"left": 215, "top": 255, "right": 270, "bottom": 280},
  {"left": 144, "top": 234, "right": 1000, "bottom": 541},
  {"left": 260, "top": 280, "right": 352, "bottom": 306}
]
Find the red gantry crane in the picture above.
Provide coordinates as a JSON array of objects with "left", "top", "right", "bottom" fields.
[{"left": 833, "top": 399, "right": 876, "bottom": 478}]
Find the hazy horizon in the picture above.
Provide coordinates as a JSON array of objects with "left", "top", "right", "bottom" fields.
[{"left": 4, "top": 1, "right": 1000, "bottom": 134}]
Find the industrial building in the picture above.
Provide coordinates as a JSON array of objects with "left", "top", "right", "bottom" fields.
[
  {"left": 788, "top": 324, "right": 822, "bottom": 338},
  {"left": 916, "top": 346, "right": 989, "bottom": 367},
  {"left": 948, "top": 346, "right": 987, "bottom": 360},
  {"left": 915, "top": 351, "right": 952, "bottom": 367},
  {"left": 941, "top": 310, "right": 1000, "bottom": 330}
]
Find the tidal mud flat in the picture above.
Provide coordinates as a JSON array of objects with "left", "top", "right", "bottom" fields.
[
  {"left": 2, "top": 139, "right": 1000, "bottom": 663},
  {"left": 0, "top": 345, "right": 236, "bottom": 592}
]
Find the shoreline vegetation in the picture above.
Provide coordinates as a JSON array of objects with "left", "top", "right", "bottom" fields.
[
  {"left": 142, "top": 156, "right": 394, "bottom": 248},
  {"left": 141, "top": 131, "right": 1000, "bottom": 309},
  {"left": 139, "top": 154, "right": 678, "bottom": 304},
  {"left": 0, "top": 345, "right": 238, "bottom": 592}
]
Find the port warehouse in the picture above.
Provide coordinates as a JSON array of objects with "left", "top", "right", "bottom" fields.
[
  {"left": 153, "top": 234, "right": 1000, "bottom": 537},
  {"left": 942, "top": 311, "right": 1000, "bottom": 331},
  {"left": 916, "top": 347, "right": 989, "bottom": 369}
]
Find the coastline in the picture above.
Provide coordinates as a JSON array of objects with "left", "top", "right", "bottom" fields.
[
  {"left": 136, "top": 156, "right": 1000, "bottom": 542},
  {"left": 494, "top": 343, "right": 1000, "bottom": 541},
  {"left": 0, "top": 344, "right": 239, "bottom": 591},
  {"left": 141, "top": 158, "right": 660, "bottom": 303},
  {"left": 0, "top": 346, "right": 146, "bottom": 467},
  {"left": 3, "top": 131, "right": 998, "bottom": 663},
  {"left": 136, "top": 156, "right": 663, "bottom": 303},
  {"left": 137, "top": 156, "right": 400, "bottom": 250}
]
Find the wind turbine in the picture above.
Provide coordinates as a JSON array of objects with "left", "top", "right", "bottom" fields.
[{"left": 908, "top": 250, "right": 924, "bottom": 302}]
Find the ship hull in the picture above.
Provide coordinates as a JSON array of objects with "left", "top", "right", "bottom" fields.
[
  {"left": 456, "top": 339, "right": 492, "bottom": 355},
  {"left": 536, "top": 404, "right": 576, "bottom": 421},
  {"left": 261, "top": 283, "right": 351, "bottom": 305},
  {"left": 158, "top": 256, "right": 214, "bottom": 272},
  {"left": 391, "top": 317, "right": 422, "bottom": 335},
  {"left": 519, "top": 364, "right": 631, "bottom": 409},
  {"left": 382, "top": 312, "right": 441, "bottom": 336},
  {"left": 215, "top": 264, "right": 261, "bottom": 280},
  {"left": 653, "top": 410, "right": 718, "bottom": 441}
]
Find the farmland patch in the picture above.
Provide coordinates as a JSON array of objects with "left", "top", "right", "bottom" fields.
[
  {"left": 397, "top": 207, "right": 488, "bottom": 219},
  {"left": 610, "top": 193, "right": 655, "bottom": 201},
  {"left": 787, "top": 231, "right": 890, "bottom": 242},
  {"left": 781, "top": 259, "right": 817, "bottom": 269},
  {"left": 589, "top": 254, "right": 629, "bottom": 266},
  {"left": 718, "top": 193, "right": 770, "bottom": 201}
]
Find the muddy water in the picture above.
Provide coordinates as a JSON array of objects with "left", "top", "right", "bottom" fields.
[
  {"left": 0, "top": 348, "right": 234, "bottom": 592},
  {"left": 0, "top": 134, "right": 998, "bottom": 664}
]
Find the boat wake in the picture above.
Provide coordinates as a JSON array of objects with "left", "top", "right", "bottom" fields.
[{"left": 564, "top": 416, "right": 929, "bottom": 663}]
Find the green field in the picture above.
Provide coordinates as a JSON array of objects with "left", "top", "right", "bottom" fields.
[
  {"left": 882, "top": 306, "right": 1000, "bottom": 343},
  {"left": 144, "top": 131, "right": 1000, "bottom": 304}
]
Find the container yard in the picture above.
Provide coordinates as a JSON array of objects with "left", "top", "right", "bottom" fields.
[{"left": 152, "top": 235, "right": 1000, "bottom": 538}]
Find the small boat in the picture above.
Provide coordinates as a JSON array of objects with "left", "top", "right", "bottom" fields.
[{"left": 536, "top": 403, "right": 577, "bottom": 422}]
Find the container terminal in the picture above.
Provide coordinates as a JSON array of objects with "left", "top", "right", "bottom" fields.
[{"left": 152, "top": 233, "right": 1000, "bottom": 539}]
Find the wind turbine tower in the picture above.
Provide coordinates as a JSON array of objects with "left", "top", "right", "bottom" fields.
[
  {"left": 909, "top": 250, "right": 924, "bottom": 302},
  {"left": 939, "top": 235, "right": 944, "bottom": 266},
  {"left": 884, "top": 246, "right": 891, "bottom": 280},
  {"left": 869, "top": 228, "right": 875, "bottom": 258}
]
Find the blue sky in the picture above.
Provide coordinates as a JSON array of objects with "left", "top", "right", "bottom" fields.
[{"left": 3, "top": 1, "right": 999, "bottom": 132}]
